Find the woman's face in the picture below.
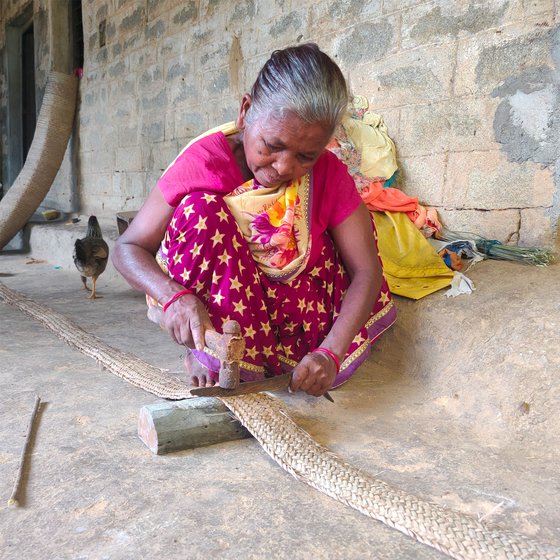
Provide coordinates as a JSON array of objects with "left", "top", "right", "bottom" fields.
[{"left": 236, "top": 95, "right": 332, "bottom": 188}]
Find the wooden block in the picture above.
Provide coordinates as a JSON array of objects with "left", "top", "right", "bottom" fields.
[{"left": 138, "top": 397, "right": 252, "bottom": 455}]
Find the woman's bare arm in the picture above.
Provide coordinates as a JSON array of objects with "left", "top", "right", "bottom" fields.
[
  {"left": 321, "top": 202, "right": 383, "bottom": 357},
  {"left": 291, "top": 203, "right": 383, "bottom": 396},
  {"left": 111, "top": 187, "right": 213, "bottom": 351}
]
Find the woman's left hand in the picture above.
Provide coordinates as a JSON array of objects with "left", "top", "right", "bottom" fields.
[{"left": 290, "top": 351, "right": 338, "bottom": 397}]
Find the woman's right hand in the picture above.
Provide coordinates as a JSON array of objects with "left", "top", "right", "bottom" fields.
[{"left": 162, "top": 294, "right": 214, "bottom": 351}]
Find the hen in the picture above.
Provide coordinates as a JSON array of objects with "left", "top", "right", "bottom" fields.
[{"left": 73, "top": 215, "right": 109, "bottom": 300}]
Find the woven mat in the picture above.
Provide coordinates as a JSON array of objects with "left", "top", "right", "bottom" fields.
[{"left": 1, "top": 282, "right": 558, "bottom": 560}]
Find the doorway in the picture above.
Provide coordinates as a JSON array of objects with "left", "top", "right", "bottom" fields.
[
  {"left": 21, "top": 22, "right": 37, "bottom": 164},
  {"left": 3, "top": 5, "right": 36, "bottom": 189}
]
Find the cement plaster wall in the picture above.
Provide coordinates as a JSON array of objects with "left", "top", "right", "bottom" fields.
[{"left": 0, "top": 1, "right": 559, "bottom": 246}]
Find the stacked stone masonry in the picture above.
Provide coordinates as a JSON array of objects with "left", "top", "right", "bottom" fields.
[{"left": 1, "top": 0, "right": 559, "bottom": 246}]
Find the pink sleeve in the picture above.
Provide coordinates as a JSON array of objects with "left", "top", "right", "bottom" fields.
[
  {"left": 157, "top": 133, "right": 245, "bottom": 207},
  {"left": 313, "top": 151, "right": 362, "bottom": 231}
]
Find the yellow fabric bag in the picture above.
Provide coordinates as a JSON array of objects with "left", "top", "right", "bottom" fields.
[
  {"left": 341, "top": 96, "right": 398, "bottom": 180},
  {"left": 373, "top": 211, "right": 454, "bottom": 300}
]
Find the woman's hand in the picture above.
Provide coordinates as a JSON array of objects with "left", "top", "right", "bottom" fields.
[
  {"left": 162, "top": 294, "right": 214, "bottom": 351},
  {"left": 290, "top": 351, "right": 338, "bottom": 397}
]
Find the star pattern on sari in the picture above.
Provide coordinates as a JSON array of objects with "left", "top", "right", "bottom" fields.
[
  {"left": 191, "top": 242, "right": 203, "bottom": 258},
  {"left": 230, "top": 276, "right": 242, "bottom": 291},
  {"left": 158, "top": 189, "right": 393, "bottom": 384},
  {"left": 378, "top": 291, "right": 390, "bottom": 305},
  {"left": 210, "top": 231, "right": 225, "bottom": 247},
  {"left": 202, "top": 193, "right": 217, "bottom": 204},
  {"left": 213, "top": 290, "right": 225, "bottom": 305},
  {"left": 233, "top": 300, "right": 247, "bottom": 315},
  {"left": 183, "top": 203, "right": 195, "bottom": 220},
  {"left": 194, "top": 216, "right": 208, "bottom": 233},
  {"left": 353, "top": 333, "right": 367, "bottom": 345},
  {"left": 218, "top": 249, "right": 232, "bottom": 265}
]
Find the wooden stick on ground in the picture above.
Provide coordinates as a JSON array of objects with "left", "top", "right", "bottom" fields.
[{"left": 8, "top": 395, "right": 41, "bottom": 507}]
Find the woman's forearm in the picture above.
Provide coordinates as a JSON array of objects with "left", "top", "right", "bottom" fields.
[
  {"left": 112, "top": 242, "right": 184, "bottom": 306},
  {"left": 111, "top": 187, "right": 186, "bottom": 306},
  {"left": 320, "top": 266, "right": 382, "bottom": 360}
]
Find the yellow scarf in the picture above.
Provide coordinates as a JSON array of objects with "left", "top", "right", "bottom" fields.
[
  {"left": 168, "top": 122, "right": 312, "bottom": 282},
  {"left": 224, "top": 174, "right": 311, "bottom": 282}
]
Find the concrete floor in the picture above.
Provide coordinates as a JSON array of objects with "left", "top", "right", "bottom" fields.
[{"left": 0, "top": 240, "right": 559, "bottom": 559}]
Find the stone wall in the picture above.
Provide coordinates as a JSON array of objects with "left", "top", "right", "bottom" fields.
[{"left": 1, "top": 0, "right": 559, "bottom": 246}]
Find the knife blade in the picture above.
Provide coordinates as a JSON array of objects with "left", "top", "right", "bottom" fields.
[{"left": 190, "top": 372, "right": 334, "bottom": 402}]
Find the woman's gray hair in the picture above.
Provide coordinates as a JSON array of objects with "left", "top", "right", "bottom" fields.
[{"left": 246, "top": 43, "right": 349, "bottom": 134}]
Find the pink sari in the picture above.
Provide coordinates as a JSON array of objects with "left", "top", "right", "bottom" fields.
[{"left": 152, "top": 184, "right": 396, "bottom": 387}]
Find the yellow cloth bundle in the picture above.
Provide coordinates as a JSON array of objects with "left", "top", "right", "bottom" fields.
[{"left": 373, "top": 211, "right": 454, "bottom": 300}]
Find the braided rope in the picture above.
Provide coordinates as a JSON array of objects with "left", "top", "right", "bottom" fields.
[
  {"left": 0, "top": 284, "right": 190, "bottom": 400},
  {"left": 1, "top": 282, "right": 558, "bottom": 559},
  {"left": 223, "top": 394, "right": 559, "bottom": 560}
]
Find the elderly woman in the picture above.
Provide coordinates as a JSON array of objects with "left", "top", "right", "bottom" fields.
[{"left": 112, "top": 43, "right": 396, "bottom": 397}]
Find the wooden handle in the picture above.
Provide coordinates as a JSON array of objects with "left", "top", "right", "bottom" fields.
[{"left": 203, "top": 320, "right": 244, "bottom": 363}]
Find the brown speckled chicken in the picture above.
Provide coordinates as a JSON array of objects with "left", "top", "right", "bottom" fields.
[{"left": 73, "top": 216, "right": 109, "bottom": 300}]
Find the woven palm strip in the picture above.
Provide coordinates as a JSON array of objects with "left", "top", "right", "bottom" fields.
[
  {"left": 0, "top": 283, "right": 190, "bottom": 400},
  {"left": 1, "top": 283, "right": 558, "bottom": 559},
  {"left": 224, "top": 394, "right": 559, "bottom": 560},
  {"left": 0, "top": 72, "right": 78, "bottom": 249}
]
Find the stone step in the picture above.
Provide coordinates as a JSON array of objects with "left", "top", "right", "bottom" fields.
[{"left": 24, "top": 214, "right": 123, "bottom": 283}]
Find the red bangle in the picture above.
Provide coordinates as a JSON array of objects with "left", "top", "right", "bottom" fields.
[
  {"left": 311, "top": 347, "right": 341, "bottom": 374},
  {"left": 162, "top": 289, "right": 193, "bottom": 312}
]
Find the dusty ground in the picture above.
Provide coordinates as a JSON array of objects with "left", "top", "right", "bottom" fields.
[{"left": 0, "top": 250, "right": 559, "bottom": 559}]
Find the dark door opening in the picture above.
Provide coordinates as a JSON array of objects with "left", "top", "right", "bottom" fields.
[
  {"left": 21, "top": 23, "right": 36, "bottom": 163},
  {"left": 71, "top": 0, "right": 84, "bottom": 71}
]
